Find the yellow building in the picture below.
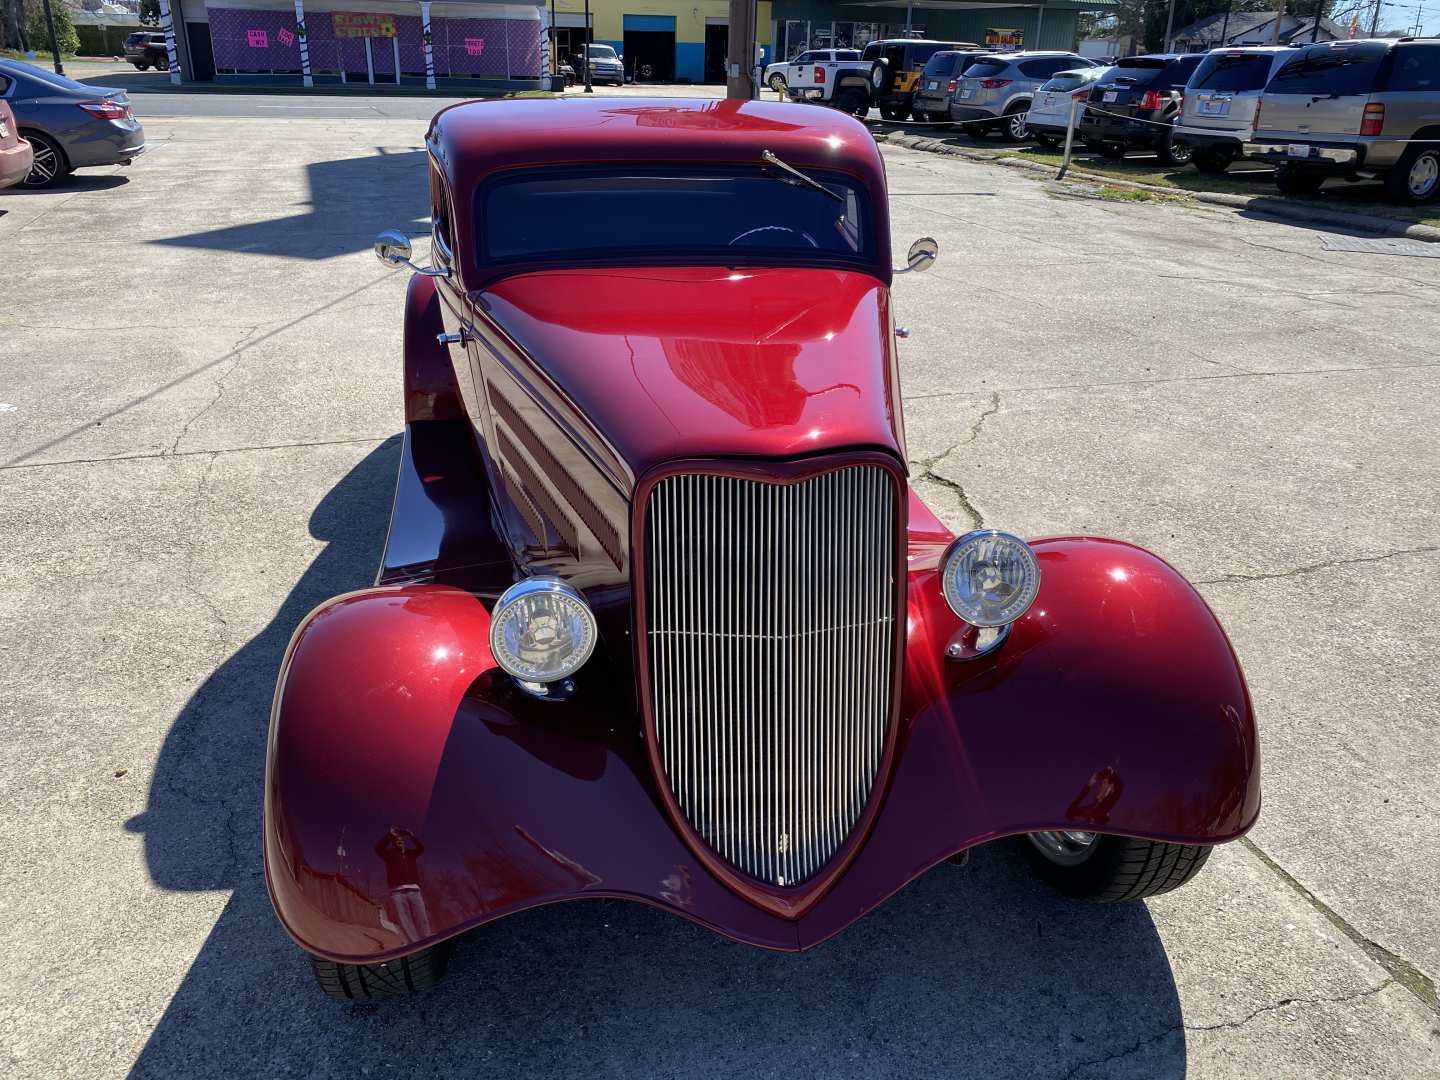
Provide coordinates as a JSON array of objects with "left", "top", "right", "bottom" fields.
[{"left": 547, "top": 0, "right": 773, "bottom": 83}]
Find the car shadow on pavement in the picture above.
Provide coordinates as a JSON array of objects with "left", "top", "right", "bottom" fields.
[
  {"left": 126, "top": 440, "right": 1186, "bottom": 1079},
  {"left": 150, "top": 149, "right": 431, "bottom": 260}
]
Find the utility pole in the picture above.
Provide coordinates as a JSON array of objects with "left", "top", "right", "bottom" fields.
[
  {"left": 726, "top": 0, "right": 756, "bottom": 100},
  {"left": 40, "top": 0, "right": 64, "bottom": 75},
  {"left": 1370, "top": 0, "right": 1382, "bottom": 34},
  {"left": 1270, "top": 0, "right": 1286, "bottom": 44},
  {"left": 583, "top": 0, "right": 592, "bottom": 92},
  {"left": 1220, "top": 0, "right": 1234, "bottom": 45},
  {"left": 1163, "top": 0, "right": 1177, "bottom": 51}
]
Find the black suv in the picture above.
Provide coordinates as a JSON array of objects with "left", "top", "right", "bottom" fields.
[
  {"left": 124, "top": 32, "right": 169, "bottom": 72},
  {"left": 1243, "top": 38, "right": 1440, "bottom": 204},
  {"left": 1080, "top": 53, "right": 1205, "bottom": 165}
]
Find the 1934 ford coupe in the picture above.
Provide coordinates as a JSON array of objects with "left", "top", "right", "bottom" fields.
[{"left": 263, "top": 97, "right": 1260, "bottom": 999}]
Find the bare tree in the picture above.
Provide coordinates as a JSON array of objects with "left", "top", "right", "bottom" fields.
[{"left": 4, "top": 0, "right": 33, "bottom": 52}]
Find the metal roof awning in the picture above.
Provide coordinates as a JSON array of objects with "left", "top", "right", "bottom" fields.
[{"left": 839, "top": 0, "right": 1118, "bottom": 9}]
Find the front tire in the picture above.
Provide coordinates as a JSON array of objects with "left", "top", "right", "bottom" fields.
[
  {"left": 1096, "top": 142, "right": 1126, "bottom": 160},
  {"left": 880, "top": 104, "right": 910, "bottom": 122},
  {"left": 21, "top": 132, "right": 68, "bottom": 189},
  {"left": 308, "top": 943, "right": 451, "bottom": 1001},
  {"left": 1274, "top": 163, "right": 1326, "bottom": 197},
  {"left": 1032, "top": 132, "right": 1057, "bottom": 147},
  {"left": 834, "top": 88, "right": 867, "bottom": 117},
  {"left": 1024, "top": 833, "right": 1213, "bottom": 902},
  {"left": 1383, "top": 145, "right": 1440, "bottom": 205}
]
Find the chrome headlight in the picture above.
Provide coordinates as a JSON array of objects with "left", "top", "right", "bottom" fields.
[
  {"left": 489, "top": 577, "right": 597, "bottom": 687},
  {"left": 941, "top": 530, "right": 1041, "bottom": 627}
]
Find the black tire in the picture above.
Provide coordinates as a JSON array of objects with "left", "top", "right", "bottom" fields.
[
  {"left": 1383, "top": 145, "right": 1440, "bottom": 205},
  {"left": 768, "top": 73, "right": 786, "bottom": 93},
  {"left": 834, "top": 88, "right": 867, "bottom": 117},
  {"left": 1274, "top": 163, "right": 1326, "bottom": 197},
  {"left": 1023, "top": 834, "right": 1213, "bottom": 902},
  {"left": 1032, "top": 132, "right": 1057, "bottom": 147},
  {"left": 132, "top": 62, "right": 145, "bottom": 71},
  {"left": 308, "top": 943, "right": 451, "bottom": 1001},
  {"left": 20, "top": 131, "right": 68, "bottom": 189},
  {"left": 1156, "top": 129, "right": 1192, "bottom": 167},
  {"left": 999, "top": 103, "right": 1030, "bottom": 142},
  {"left": 1192, "top": 149, "right": 1232, "bottom": 174},
  {"left": 880, "top": 104, "right": 910, "bottom": 122},
  {"left": 1096, "top": 142, "right": 1126, "bottom": 160}
]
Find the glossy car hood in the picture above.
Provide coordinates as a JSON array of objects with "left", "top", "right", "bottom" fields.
[{"left": 478, "top": 267, "right": 902, "bottom": 481}]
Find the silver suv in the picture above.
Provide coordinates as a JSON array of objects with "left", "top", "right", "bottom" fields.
[
  {"left": 949, "top": 51, "right": 1096, "bottom": 140},
  {"left": 1242, "top": 38, "right": 1440, "bottom": 204},
  {"left": 1172, "top": 47, "right": 1294, "bottom": 173}
]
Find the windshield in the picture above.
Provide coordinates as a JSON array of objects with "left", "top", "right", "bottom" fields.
[
  {"left": 1190, "top": 52, "right": 1276, "bottom": 91},
  {"left": 964, "top": 60, "right": 1012, "bottom": 78},
  {"left": 478, "top": 167, "right": 872, "bottom": 266},
  {"left": 586, "top": 45, "right": 617, "bottom": 58},
  {"left": 1269, "top": 42, "right": 1387, "bottom": 95},
  {"left": 1041, "top": 69, "right": 1101, "bottom": 92}
]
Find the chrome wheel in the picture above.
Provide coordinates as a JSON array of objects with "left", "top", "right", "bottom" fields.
[
  {"left": 1027, "top": 830, "right": 1100, "bottom": 867},
  {"left": 1408, "top": 152, "right": 1439, "bottom": 199},
  {"left": 768, "top": 74, "right": 786, "bottom": 93},
  {"left": 1007, "top": 112, "right": 1029, "bottom": 140},
  {"left": 22, "top": 134, "right": 63, "bottom": 189}
]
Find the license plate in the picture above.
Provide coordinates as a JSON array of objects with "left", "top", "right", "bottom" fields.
[
  {"left": 959, "top": 88, "right": 974, "bottom": 100},
  {"left": 1288, "top": 143, "right": 1311, "bottom": 158},
  {"left": 926, "top": 80, "right": 938, "bottom": 90},
  {"left": 1199, "top": 99, "right": 1230, "bottom": 117},
  {"left": 1103, "top": 91, "right": 1118, "bottom": 103}
]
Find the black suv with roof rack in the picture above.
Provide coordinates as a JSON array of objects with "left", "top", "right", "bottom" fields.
[
  {"left": 1079, "top": 53, "right": 1205, "bottom": 165},
  {"left": 1243, "top": 37, "right": 1440, "bottom": 204}
]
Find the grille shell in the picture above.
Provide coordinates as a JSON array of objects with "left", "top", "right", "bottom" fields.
[{"left": 640, "top": 461, "right": 901, "bottom": 891}]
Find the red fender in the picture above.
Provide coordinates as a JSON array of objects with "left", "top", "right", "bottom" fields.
[
  {"left": 265, "top": 509, "right": 1259, "bottom": 962},
  {"left": 403, "top": 273, "right": 465, "bottom": 424}
]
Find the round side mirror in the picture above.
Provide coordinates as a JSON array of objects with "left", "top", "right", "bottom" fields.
[
  {"left": 906, "top": 236, "right": 939, "bottom": 273},
  {"left": 374, "top": 229, "right": 413, "bottom": 268}
]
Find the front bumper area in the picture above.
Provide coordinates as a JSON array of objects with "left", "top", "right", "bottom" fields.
[{"left": 264, "top": 448, "right": 1262, "bottom": 964}]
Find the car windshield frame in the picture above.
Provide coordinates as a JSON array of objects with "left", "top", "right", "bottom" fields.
[
  {"left": 473, "top": 164, "right": 878, "bottom": 277},
  {"left": 586, "top": 45, "right": 618, "bottom": 58}
]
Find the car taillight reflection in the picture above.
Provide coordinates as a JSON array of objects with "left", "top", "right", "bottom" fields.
[
  {"left": 78, "top": 101, "right": 130, "bottom": 120},
  {"left": 1140, "top": 89, "right": 1165, "bottom": 111}
]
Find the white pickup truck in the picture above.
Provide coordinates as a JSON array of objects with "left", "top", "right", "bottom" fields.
[
  {"left": 763, "top": 49, "right": 860, "bottom": 93},
  {"left": 780, "top": 56, "right": 885, "bottom": 117}
]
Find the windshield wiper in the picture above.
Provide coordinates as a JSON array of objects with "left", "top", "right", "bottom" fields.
[{"left": 761, "top": 149, "right": 845, "bottom": 203}]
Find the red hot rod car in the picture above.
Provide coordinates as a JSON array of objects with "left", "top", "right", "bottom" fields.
[{"left": 263, "top": 97, "right": 1260, "bottom": 999}]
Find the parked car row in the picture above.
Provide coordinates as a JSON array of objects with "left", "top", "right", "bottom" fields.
[{"left": 0, "top": 58, "right": 146, "bottom": 190}]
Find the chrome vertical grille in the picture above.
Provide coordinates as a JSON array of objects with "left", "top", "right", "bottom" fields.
[{"left": 643, "top": 464, "right": 897, "bottom": 888}]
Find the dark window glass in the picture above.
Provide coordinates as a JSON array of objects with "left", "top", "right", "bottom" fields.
[
  {"left": 1269, "top": 42, "right": 1387, "bottom": 95},
  {"left": 1386, "top": 45, "right": 1440, "bottom": 91},
  {"left": 964, "top": 60, "right": 1012, "bottom": 78},
  {"left": 957, "top": 54, "right": 989, "bottom": 73},
  {"left": 1189, "top": 52, "right": 1276, "bottom": 91},
  {"left": 0, "top": 75, "right": 9, "bottom": 94},
  {"left": 837, "top": 50, "right": 860, "bottom": 60},
  {"left": 794, "top": 52, "right": 814, "bottom": 64},
  {"left": 905, "top": 43, "right": 950, "bottom": 67},
  {"left": 922, "top": 51, "right": 959, "bottom": 76},
  {"left": 478, "top": 168, "right": 873, "bottom": 265},
  {"left": 862, "top": 43, "right": 880, "bottom": 61},
  {"left": 884, "top": 44, "right": 906, "bottom": 67},
  {"left": 1019, "top": 57, "right": 1071, "bottom": 78}
]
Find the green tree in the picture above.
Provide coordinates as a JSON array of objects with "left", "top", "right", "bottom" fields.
[
  {"left": 139, "top": 0, "right": 160, "bottom": 26},
  {"left": 26, "top": 0, "right": 79, "bottom": 57}
]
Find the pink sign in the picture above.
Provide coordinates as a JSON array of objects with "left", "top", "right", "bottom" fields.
[
  {"left": 276, "top": 27, "right": 294, "bottom": 46},
  {"left": 246, "top": 29, "right": 268, "bottom": 48},
  {"left": 464, "top": 37, "right": 485, "bottom": 56}
]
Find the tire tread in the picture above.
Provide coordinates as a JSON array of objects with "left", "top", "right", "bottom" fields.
[
  {"left": 1025, "top": 835, "right": 1213, "bottom": 903},
  {"left": 307, "top": 944, "right": 450, "bottom": 1001}
]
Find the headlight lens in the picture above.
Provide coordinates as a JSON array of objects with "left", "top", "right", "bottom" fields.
[
  {"left": 489, "top": 577, "right": 598, "bottom": 684},
  {"left": 940, "top": 530, "right": 1041, "bottom": 627}
]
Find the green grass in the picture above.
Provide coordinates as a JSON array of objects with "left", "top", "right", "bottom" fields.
[{"left": 888, "top": 126, "right": 1440, "bottom": 230}]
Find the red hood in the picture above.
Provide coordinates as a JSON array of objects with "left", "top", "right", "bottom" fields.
[{"left": 478, "top": 267, "right": 903, "bottom": 482}]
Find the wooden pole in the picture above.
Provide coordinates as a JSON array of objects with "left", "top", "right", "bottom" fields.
[{"left": 726, "top": 0, "right": 756, "bottom": 99}]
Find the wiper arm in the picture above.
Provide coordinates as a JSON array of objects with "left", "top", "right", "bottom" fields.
[{"left": 762, "top": 149, "right": 845, "bottom": 203}]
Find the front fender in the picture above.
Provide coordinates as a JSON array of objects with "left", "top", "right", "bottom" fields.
[{"left": 797, "top": 533, "right": 1261, "bottom": 948}]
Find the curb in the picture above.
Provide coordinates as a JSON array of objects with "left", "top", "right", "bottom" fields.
[{"left": 876, "top": 130, "right": 1440, "bottom": 244}]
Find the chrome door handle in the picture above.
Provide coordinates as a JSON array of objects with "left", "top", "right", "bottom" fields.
[{"left": 436, "top": 331, "right": 467, "bottom": 346}]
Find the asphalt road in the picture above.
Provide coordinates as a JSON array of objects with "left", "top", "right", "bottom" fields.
[{"left": 1, "top": 108, "right": 1437, "bottom": 1079}]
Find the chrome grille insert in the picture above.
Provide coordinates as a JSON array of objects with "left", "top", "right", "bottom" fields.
[{"left": 643, "top": 465, "right": 897, "bottom": 887}]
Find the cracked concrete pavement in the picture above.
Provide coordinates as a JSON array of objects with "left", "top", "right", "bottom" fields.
[{"left": 1, "top": 116, "right": 1437, "bottom": 1078}]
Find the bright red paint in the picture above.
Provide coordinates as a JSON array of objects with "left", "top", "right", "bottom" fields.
[
  {"left": 262, "top": 98, "right": 1260, "bottom": 966},
  {"left": 479, "top": 268, "right": 902, "bottom": 479}
]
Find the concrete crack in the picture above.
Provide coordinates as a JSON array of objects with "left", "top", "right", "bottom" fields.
[
  {"left": 0, "top": 435, "right": 391, "bottom": 473},
  {"left": 1241, "top": 837, "right": 1439, "bottom": 1016},
  {"left": 1195, "top": 545, "right": 1440, "bottom": 586},
  {"left": 166, "top": 326, "right": 261, "bottom": 456},
  {"left": 907, "top": 393, "right": 999, "bottom": 531},
  {"left": 1062, "top": 981, "right": 1396, "bottom": 1080}
]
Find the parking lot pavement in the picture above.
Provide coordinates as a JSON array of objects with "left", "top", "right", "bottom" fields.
[{"left": 1, "top": 116, "right": 1436, "bottom": 1079}]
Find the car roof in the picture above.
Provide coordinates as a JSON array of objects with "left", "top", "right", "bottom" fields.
[
  {"left": 872, "top": 38, "right": 975, "bottom": 47},
  {"left": 431, "top": 97, "right": 886, "bottom": 187}
]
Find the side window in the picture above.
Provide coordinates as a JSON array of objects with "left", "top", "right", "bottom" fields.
[
  {"left": 0, "top": 75, "right": 9, "bottom": 94},
  {"left": 862, "top": 43, "right": 880, "bottom": 61},
  {"left": 794, "top": 52, "right": 814, "bottom": 65},
  {"left": 1387, "top": 46, "right": 1440, "bottom": 91},
  {"left": 1019, "top": 57, "right": 1066, "bottom": 79},
  {"left": 429, "top": 163, "right": 454, "bottom": 263}
]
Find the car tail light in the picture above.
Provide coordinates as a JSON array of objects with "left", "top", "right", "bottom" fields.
[
  {"left": 1360, "top": 102, "right": 1385, "bottom": 136},
  {"left": 814, "top": 66, "right": 824, "bottom": 82},
  {"left": 1253, "top": 97, "right": 1264, "bottom": 129},
  {"left": 946, "top": 79, "right": 957, "bottom": 93},
  {"left": 1140, "top": 89, "right": 1165, "bottom": 111},
  {"left": 980, "top": 79, "right": 1011, "bottom": 89},
  {"left": 78, "top": 100, "right": 129, "bottom": 120}
]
